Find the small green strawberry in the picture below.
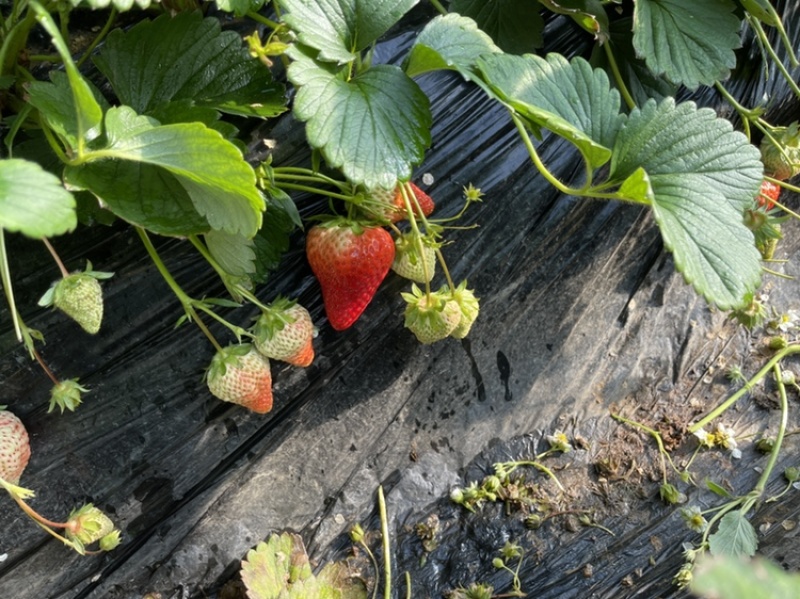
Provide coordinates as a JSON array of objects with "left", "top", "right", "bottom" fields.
[
  {"left": 66, "top": 504, "right": 119, "bottom": 550},
  {"left": 402, "top": 285, "right": 462, "bottom": 344},
  {"left": 391, "top": 233, "right": 436, "bottom": 283},
  {"left": 0, "top": 408, "right": 30, "bottom": 485},
  {"left": 39, "top": 262, "right": 114, "bottom": 335},
  {"left": 760, "top": 123, "right": 800, "bottom": 180},
  {"left": 447, "top": 281, "right": 480, "bottom": 339},
  {"left": 207, "top": 344, "right": 273, "bottom": 413},
  {"left": 253, "top": 299, "right": 316, "bottom": 367},
  {"left": 49, "top": 378, "right": 89, "bottom": 414}
]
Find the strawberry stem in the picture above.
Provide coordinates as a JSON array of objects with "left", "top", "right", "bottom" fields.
[
  {"left": 0, "top": 229, "right": 23, "bottom": 344},
  {"left": 603, "top": 43, "right": 635, "bottom": 111},
  {"left": 399, "top": 183, "right": 434, "bottom": 297},
  {"left": 272, "top": 181, "right": 353, "bottom": 202},
  {"left": 136, "top": 228, "right": 226, "bottom": 353},
  {"left": 428, "top": 0, "right": 447, "bottom": 15},
  {"left": 32, "top": 348, "right": 60, "bottom": 386},
  {"left": 42, "top": 238, "right": 70, "bottom": 278},
  {"left": 378, "top": 485, "right": 392, "bottom": 599}
]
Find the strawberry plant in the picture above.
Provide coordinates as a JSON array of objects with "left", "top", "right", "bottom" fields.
[{"left": 0, "top": 0, "right": 798, "bottom": 583}]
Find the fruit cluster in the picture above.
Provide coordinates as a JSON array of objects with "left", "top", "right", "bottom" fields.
[{"left": 205, "top": 180, "right": 482, "bottom": 414}]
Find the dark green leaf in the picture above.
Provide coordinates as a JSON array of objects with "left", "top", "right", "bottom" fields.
[
  {"left": 478, "top": 53, "right": 623, "bottom": 168},
  {"left": 148, "top": 100, "right": 239, "bottom": 140},
  {"left": 64, "top": 160, "right": 209, "bottom": 236},
  {"left": 610, "top": 99, "right": 763, "bottom": 309},
  {"left": 633, "top": 0, "right": 741, "bottom": 89},
  {"left": 708, "top": 512, "right": 758, "bottom": 557},
  {"left": 94, "top": 12, "right": 285, "bottom": 118},
  {"left": 288, "top": 48, "right": 431, "bottom": 189},
  {"left": 280, "top": 0, "right": 419, "bottom": 64},
  {"left": 450, "top": 0, "right": 544, "bottom": 54},
  {"left": 405, "top": 13, "right": 501, "bottom": 78},
  {"left": 0, "top": 158, "right": 76, "bottom": 238},
  {"left": 251, "top": 195, "right": 298, "bottom": 284}
]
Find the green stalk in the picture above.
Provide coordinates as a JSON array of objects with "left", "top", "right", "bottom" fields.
[
  {"left": 271, "top": 181, "right": 353, "bottom": 202},
  {"left": 399, "top": 183, "right": 434, "bottom": 294},
  {"left": 136, "top": 228, "right": 225, "bottom": 353},
  {"left": 750, "top": 18, "right": 800, "bottom": 98},
  {"left": 428, "top": 0, "right": 447, "bottom": 14},
  {"left": 76, "top": 7, "right": 117, "bottom": 68},
  {"left": 246, "top": 11, "right": 280, "bottom": 29},
  {"left": 511, "top": 111, "right": 584, "bottom": 196},
  {"left": 378, "top": 486, "right": 392, "bottom": 599},
  {"left": 689, "top": 344, "right": 800, "bottom": 433},
  {"left": 751, "top": 364, "right": 789, "bottom": 499},
  {"left": 603, "top": 43, "right": 636, "bottom": 111},
  {"left": 0, "top": 229, "right": 23, "bottom": 343}
]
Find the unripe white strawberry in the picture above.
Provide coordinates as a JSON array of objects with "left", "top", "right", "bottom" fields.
[{"left": 0, "top": 409, "right": 31, "bottom": 485}]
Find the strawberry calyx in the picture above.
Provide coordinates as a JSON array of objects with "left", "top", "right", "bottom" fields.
[{"left": 49, "top": 378, "right": 89, "bottom": 414}]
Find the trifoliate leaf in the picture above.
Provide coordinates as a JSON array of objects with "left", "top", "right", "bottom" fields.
[
  {"left": 205, "top": 229, "right": 256, "bottom": 277},
  {"left": 478, "top": 53, "right": 623, "bottom": 168},
  {"left": 609, "top": 98, "right": 762, "bottom": 309},
  {"left": 288, "top": 47, "right": 431, "bottom": 189},
  {"left": 405, "top": 13, "right": 502, "bottom": 78},
  {"left": 691, "top": 555, "right": 800, "bottom": 599},
  {"left": 708, "top": 512, "right": 758, "bottom": 557},
  {"left": 94, "top": 11, "right": 285, "bottom": 118},
  {"left": 64, "top": 161, "right": 209, "bottom": 236},
  {"left": 92, "top": 106, "right": 264, "bottom": 237},
  {"left": 449, "top": 0, "right": 544, "bottom": 55},
  {"left": 280, "top": 0, "right": 418, "bottom": 64},
  {"left": 0, "top": 158, "right": 76, "bottom": 238},
  {"left": 632, "top": 0, "right": 741, "bottom": 90},
  {"left": 240, "top": 532, "right": 365, "bottom": 599}
]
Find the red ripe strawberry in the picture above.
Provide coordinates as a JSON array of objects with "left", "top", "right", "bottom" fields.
[
  {"left": 0, "top": 409, "right": 31, "bottom": 485},
  {"left": 367, "top": 182, "right": 435, "bottom": 224},
  {"left": 207, "top": 344, "right": 273, "bottom": 413},
  {"left": 757, "top": 180, "right": 781, "bottom": 210},
  {"left": 254, "top": 300, "right": 315, "bottom": 367},
  {"left": 306, "top": 219, "right": 395, "bottom": 330}
]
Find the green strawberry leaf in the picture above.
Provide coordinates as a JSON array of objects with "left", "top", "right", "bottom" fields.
[
  {"left": 280, "top": 0, "right": 418, "bottom": 64},
  {"left": 478, "top": 53, "right": 623, "bottom": 168},
  {"left": 691, "top": 555, "right": 800, "bottom": 599},
  {"left": 610, "top": 98, "right": 762, "bottom": 309},
  {"left": 30, "top": 2, "right": 103, "bottom": 146},
  {"left": 632, "top": 0, "right": 741, "bottom": 90},
  {"left": 251, "top": 191, "right": 299, "bottom": 284},
  {"left": 68, "top": 0, "right": 153, "bottom": 10},
  {"left": 405, "top": 13, "right": 502, "bottom": 78},
  {"left": 240, "top": 533, "right": 318, "bottom": 599},
  {"left": 27, "top": 71, "right": 110, "bottom": 151},
  {"left": 708, "top": 512, "right": 758, "bottom": 557},
  {"left": 94, "top": 11, "right": 286, "bottom": 118},
  {"left": 537, "top": 0, "right": 609, "bottom": 41},
  {"left": 64, "top": 161, "right": 210, "bottom": 236},
  {"left": 288, "top": 47, "right": 431, "bottom": 189},
  {"left": 148, "top": 100, "right": 240, "bottom": 140},
  {"left": 87, "top": 106, "right": 264, "bottom": 237},
  {"left": 205, "top": 229, "right": 256, "bottom": 277},
  {"left": 0, "top": 158, "right": 76, "bottom": 238},
  {"left": 449, "top": 0, "right": 544, "bottom": 55}
]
